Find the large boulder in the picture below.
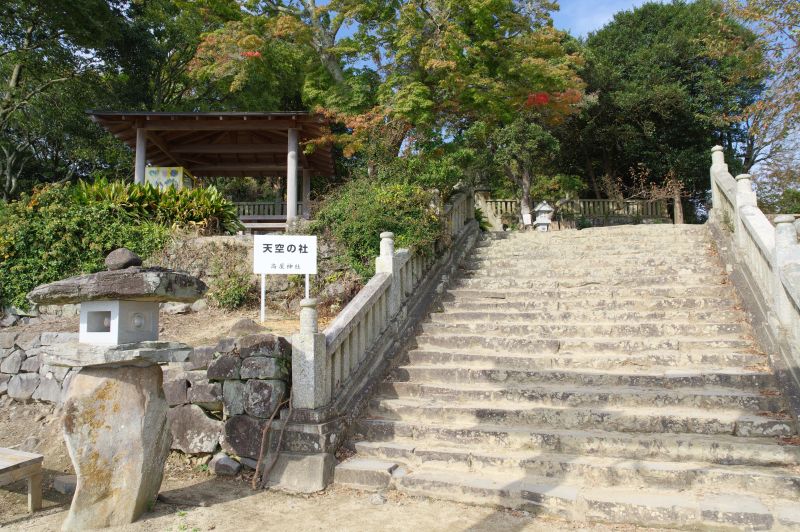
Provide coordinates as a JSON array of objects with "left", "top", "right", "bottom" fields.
[
  {"left": 167, "top": 404, "right": 223, "bottom": 454},
  {"left": 60, "top": 364, "right": 171, "bottom": 531}
]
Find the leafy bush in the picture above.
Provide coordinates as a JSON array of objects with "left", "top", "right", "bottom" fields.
[
  {"left": 0, "top": 184, "right": 171, "bottom": 309},
  {"left": 75, "top": 179, "right": 243, "bottom": 234},
  {"left": 311, "top": 179, "right": 444, "bottom": 278}
]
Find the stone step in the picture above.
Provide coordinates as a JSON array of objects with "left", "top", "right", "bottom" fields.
[
  {"left": 435, "top": 308, "right": 744, "bottom": 323},
  {"left": 472, "top": 242, "right": 714, "bottom": 255},
  {"left": 393, "top": 365, "right": 776, "bottom": 390},
  {"left": 353, "top": 441, "right": 800, "bottom": 499},
  {"left": 441, "top": 296, "right": 736, "bottom": 312},
  {"left": 445, "top": 285, "right": 736, "bottom": 301},
  {"left": 405, "top": 348, "right": 765, "bottom": 372},
  {"left": 415, "top": 333, "right": 753, "bottom": 354},
  {"left": 379, "top": 379, "right": 785, "bottom": 411},
  {"left": 420, "top": 321, "right": 746, "bottom": 338},
  {"left": 459, "top": 264, "right": 724, "bottom": 277},
  {"left": 390, "top": 467, "right": 799, "bottom": 529},
  {"left": 356, "top": 419, "right": 800, "bottom": 467},
  {"left": 368, "top": 398, "right": 794, "bottom": 437},
  {"left": 452, "top": 275, "right": 728, "bottom": 290}
]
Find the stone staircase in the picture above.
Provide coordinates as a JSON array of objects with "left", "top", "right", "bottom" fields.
[{"left": 334, "top": 224, "right": 800, "bottom": 529}]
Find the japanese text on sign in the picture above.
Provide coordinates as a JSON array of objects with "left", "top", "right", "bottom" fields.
[{"left": 253, "top": 235, "right": 317, "bottom": 275}]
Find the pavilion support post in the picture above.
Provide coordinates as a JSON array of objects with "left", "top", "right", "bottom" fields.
[
  {"left": 134, "top": 128, "right": 147, "bottom": 185},
  {"left": 302, "top": 168, "right": 311, "bottom": 218},
  {"left": 286, "top": 128, "right": 299, "bottom": 224}
]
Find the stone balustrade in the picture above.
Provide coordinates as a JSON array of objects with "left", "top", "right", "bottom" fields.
[{"left": 709, "top": 146, "right": 800, "bottom": 415}]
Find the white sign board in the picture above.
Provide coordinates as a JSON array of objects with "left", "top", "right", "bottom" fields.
[{"left": 253, "top": 235, "right": 317, "bottom": 275}]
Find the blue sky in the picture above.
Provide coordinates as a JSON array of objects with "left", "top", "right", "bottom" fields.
[{"left": 551, "top": 0, "right": 655, "bottom": 37}]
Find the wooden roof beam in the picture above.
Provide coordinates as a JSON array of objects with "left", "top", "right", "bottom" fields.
[{"left": 142, "top": 120, "right": 300, "bottom": 131}]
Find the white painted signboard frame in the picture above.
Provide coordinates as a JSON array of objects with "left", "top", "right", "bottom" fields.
[{"left": 253, "top": 235, "right": 318, "bottom": 323}]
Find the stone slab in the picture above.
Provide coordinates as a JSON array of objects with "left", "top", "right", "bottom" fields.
[
  {"left": 41, "top": 341, "right": 191, "bottom": 368},
  {"left": 267, "top": 452, "right": 334, "bottom": 493},
  {"left": 168, "top": 404, "right": 223, "bottom": 454},
  {"left": 334, "top": 458, "right": 398, "bottom": 490},
  {"left": 27, "top": 268, "right": 206, "bottom": 305}
]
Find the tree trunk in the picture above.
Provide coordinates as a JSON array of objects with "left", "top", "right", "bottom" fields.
[{"left": 673, "top": 188, "right": 684, "bottom": 224}]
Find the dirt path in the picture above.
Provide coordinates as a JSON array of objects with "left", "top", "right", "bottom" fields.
[{"left": 3, "top": 477, "right": 659, "bottom": 532}]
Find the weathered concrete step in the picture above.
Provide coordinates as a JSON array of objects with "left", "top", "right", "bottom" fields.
[
  {"left": 453, "top": 275, "right": 728, "bottom": 290},
  {"left": 435, "top": 308, "right": 743, "bottom": 323},
  {"left": 356, "top": 419, "right": 800, "bottom": 466},
  {"left": 333, "top": 458, "right": 399, "bottom": 491},
  {"left": 393, "top": 467, "right": 798, "bottom": 529},
  {"left": 445, "top": 285, "right": 736, "bottom": 301},
  {"left": 405, "top": 348, "right": 765, "bottom": 372},
  {"left": 421, "top": 321, "right": 745, "bottom": 338},
  {"left": 353, "top": 441, "right": 800, "bottom": 499},
  {"left": 380, "top": 379, "right": 785, "bottom": 411},
  {"left": 416, "top": 333, "right": 753, "bottom": 353},
  {"left": 368, "top": 398, "right": 794, "bottom": 437},
  {"left": 393, "top": 365, "right": 776, "bottom": 390},
  {"left": 441, "top": 296, "right": 735, "bottom": 312}
]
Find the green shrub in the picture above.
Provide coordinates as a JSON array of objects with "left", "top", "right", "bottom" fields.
[
  {"left": 311, "top": 179, "right": 444, "bottom": 278},
  {"left": 474, "top": 207, "right": 491, "bottom": 232},
  {"left": 75, "top": 179, "right": 243, "bottom": 234},
  {"left": 0, "top": 184, "right": 171, "bottom": 309},
  {"left": 209, "top": 270, "right": 253, "bottom": 309}
]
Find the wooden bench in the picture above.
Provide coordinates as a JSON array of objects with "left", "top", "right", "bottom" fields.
[{"left": 0, "top": 448, "right": 43, "bottom": 512}]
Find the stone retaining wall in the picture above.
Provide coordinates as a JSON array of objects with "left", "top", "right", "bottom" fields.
[
  {"left": 1, "top": 330, "right": 291, "bottom": 473},
  {"left": 0, "top": 331, "right": 79, "bottom": 403}
]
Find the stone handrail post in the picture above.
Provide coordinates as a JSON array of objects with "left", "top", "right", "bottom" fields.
[
  {"left": 734, "top": 174, "right": 756, "bottom": 249},
  {"left": 709, "top": 146, "right": 728, "bottom": 214},
  {"left": 375, "top": 232, "right": 401, "bottom": 318},
  {"left": 291, "top": 298, "right": 328, "bottom": 409},
  {"left": 774, "top": 216, "right": 800, "bottom": 328}
]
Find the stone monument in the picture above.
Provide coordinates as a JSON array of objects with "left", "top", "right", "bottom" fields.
[{"left": 28, "top": 249, "right": 206, "bottom": 530}]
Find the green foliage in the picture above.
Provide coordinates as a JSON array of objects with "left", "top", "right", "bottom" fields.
[
  {"left": 208, "top": 269, "right": 252, "bottom": 310},
  {"left": 474, "top": 208, "right": 491, "bottom": 232},
  {"left": 775, "top": 189, "right": 800, "bottom": 214},
  {"left": 311, "top": 179, "right": 443, "bottom": 278},
  {"left": 554, "top": 0, "right": 765, "bottom": 198},
  {"left": 576, "top": 216, "right": 593, "bottom": 230},
  {"left": 0, "top": 184, "right": 171, "bottom": 309},
  {"left": 74, "top": 179, "right": 243, "bottom": 234}
]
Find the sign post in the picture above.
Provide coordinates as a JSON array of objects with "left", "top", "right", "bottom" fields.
[{"left": 253, "top": 235, "right": 318, "bottom": 323}]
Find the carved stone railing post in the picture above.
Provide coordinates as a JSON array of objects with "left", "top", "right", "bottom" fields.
[
  {"left": 375, "top": 232, "right": 401, "bottom": 318},
  {"left": 735, "top": 174, "right": 757, "bottom": 248},
  {"left": 710, "top": 145, "right": 727, "bottom": 213},
  {"left": 291, "top": 298, "right": 329, "bottom": 409},
  {"left": 774, "top": 215, "right": 800, "bottom": 328}
]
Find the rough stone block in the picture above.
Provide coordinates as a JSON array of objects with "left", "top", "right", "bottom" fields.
[
  {"left": 0, "top": 374, "right": 9, "bottom": 396},
  {"left": 184, "top": 345, "right": 216, "bottom": 371},
  {"left": 61, "top": 364, "right": 171, "bottom": 530},
  {"left": 223, "top": 380, "right": 246, "bottom": 417},
  {"left": 60, "top": 369, "right": 77, "bottom": 405},
  {"left": 238, "top": 334, "right": 289, "bottom": 358},
  {"left": 0, "top": 349, "right": 24, "bottom": 374},
  {"left": 15, "top": 332, "right": 41, "bottom": 351},
  {"left": 163, "top": 302, "right": 191, "bottom": 315},
  {"left": 39, "top": 332, "right": 79, "bottom": 346},
  {"left": 222, "top": 415, "right": 269, "bottom": 460},
  {"left": 190, "top": 299, "right": 208, "bottom": 313},
  {"left": 210, "top": 452, "right": 241, "bottom": 476},
  {"left": 0, "top": 331, "right": 18, "bottom": 349},
  {"left": 21, "top": 353, "right": 41, "bottom": 373},
  {"left": 167, "top": 404, "right": 223, "bottom": 454},
  {"left": 227, "top": 318, "right": 266, "bottom": 337},
  {"left": 240, "top": 356, "right": 285, "bottom": 380},
  {"left": 163, "top": 374, "right": 188, "bottom": 406},
  {"left": 186, "top": 371, "right": 222, "bottom": 410},
  {"left": 207, "top": 355, "right": 240, "bottom": 380},
  {"left": 32, "top": 375, "right": 61, "bottom": 403},
  {"left": 244, "top": 379, "right": 286, "bottom": 418},
  {"left": 215, "top": 337, "right": 237, "bottom": 355},
  {"left": 39, "top": 364, "right": 70, "bottom": 381},
  {"left": 8, "top": 373, "right": 39, "bottom": 400}
]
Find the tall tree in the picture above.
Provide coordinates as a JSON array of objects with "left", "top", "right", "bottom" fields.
[{"left": 556, "top": 0, "right": 765, "bottom": 204}]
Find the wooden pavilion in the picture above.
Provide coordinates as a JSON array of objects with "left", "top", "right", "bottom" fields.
[{"left": 87, "top": 111, "right": 335, "bottom": 230}]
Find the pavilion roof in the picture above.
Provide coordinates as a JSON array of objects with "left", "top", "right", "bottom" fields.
[{"left": 87, "top": 111, "right": 335, "bottom": 178}]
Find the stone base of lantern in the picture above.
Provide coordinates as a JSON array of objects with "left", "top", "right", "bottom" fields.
[
  {"left": 40, "top": 341, "right": 192, "bottom": 531},
  {"left": 60, "top": 363, "right": 170, "bottom": 531}
]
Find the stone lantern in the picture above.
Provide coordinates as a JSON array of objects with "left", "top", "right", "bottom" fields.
[
  {"left": 534, "top": 201, "right": 555, "bottom": 232},
  {"left": 27, "top": 248, "right": 206, "bottom": 530}
]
